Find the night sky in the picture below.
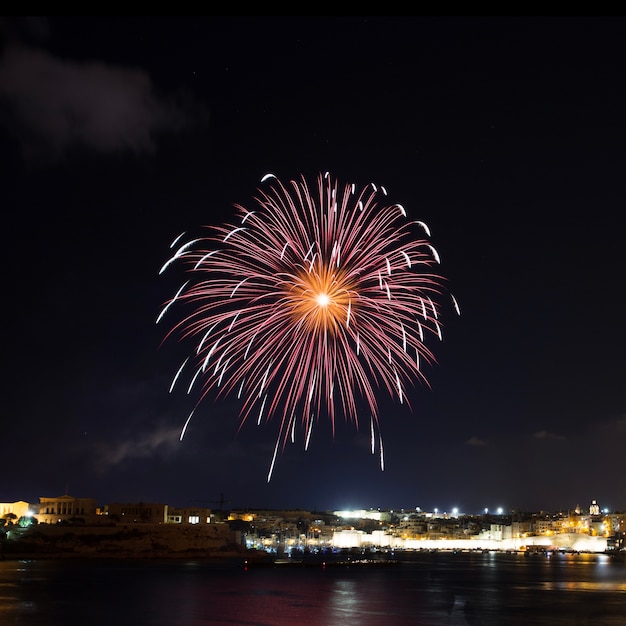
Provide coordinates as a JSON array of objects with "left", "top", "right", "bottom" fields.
[{"left": 2, "top": 16, "right": 625, "bottom": 515}]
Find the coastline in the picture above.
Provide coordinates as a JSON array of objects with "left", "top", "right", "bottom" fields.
[
  {"left": 2, "top": 523, "right": 621, "bottom": 564},
  {"left": 0, "top": 522, "right": 266, "bottom": 563}
]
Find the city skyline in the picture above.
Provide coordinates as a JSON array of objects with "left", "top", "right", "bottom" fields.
[
  {"left": 2, "top": 491, "right": 618, "bottom": 520},
  {"left": 2, "top": 17, "right": 625, "bottom": 514}
]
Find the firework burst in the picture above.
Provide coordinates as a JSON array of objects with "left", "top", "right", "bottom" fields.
[{"left": 158, "top": 172, "right": 458, "bottom": 480}]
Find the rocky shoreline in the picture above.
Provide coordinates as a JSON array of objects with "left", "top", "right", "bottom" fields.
[{"left": 0, "top": 522, "right": 272, "bottom": 563}]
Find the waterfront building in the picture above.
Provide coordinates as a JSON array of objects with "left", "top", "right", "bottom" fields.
[
  {"left": 166, "top": 506, "right": 213, "bottom": 524},
  {"left": 105, "top": 502, "right": 167, "bottom": 524},
  {"left": 0, "top": 501, "right": 32, "bottom": 523},
  {"left": 37, "top": 495, "right": 98, "bottom": 524}
]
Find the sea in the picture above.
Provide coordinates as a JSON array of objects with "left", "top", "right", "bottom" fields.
[{"left": 0, "top": 550, "right": 625, "bottom": 625}]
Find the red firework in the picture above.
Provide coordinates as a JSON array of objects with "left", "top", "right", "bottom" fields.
[{"left": 158, "top": 172, "right": 458, "bottom": 479}]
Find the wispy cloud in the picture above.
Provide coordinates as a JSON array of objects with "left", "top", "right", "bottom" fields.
[
  {"left": 92, "top": 424, "right": 182, "bottom": 470},
  {"left": 0, "top": 42, "right": 207, "bottom": 160},
  {"left": 533, "top": 429, "right": 566, "bottom": 441},
  {"left": 465, "top": 436, "right": 488, "bottom": 446}
]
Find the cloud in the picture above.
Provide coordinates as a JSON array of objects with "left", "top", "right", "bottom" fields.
[
  {"left": 92, "top": 424, "right": 182, "bottom": 471},
  {"left": 533, "top": 429, "right": 566, "bottom": 441},
  {"left": 0, "top": 42, "right": 207, "bottom": 160},
  {"left": 465, "top": 436, "right": 488, "bottom": 446}
]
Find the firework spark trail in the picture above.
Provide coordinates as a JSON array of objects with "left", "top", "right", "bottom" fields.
[{"left": 159, "top": 172, "right": 458, "bottom": 479}]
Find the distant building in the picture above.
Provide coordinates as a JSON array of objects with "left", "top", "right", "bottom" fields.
[
  {"left": 0, "top": 501, "right": 32, "bottom": 522},
  {"left": 167, "top": 506, "right": 213, "bottom": 524},
  {"left": 105, "top": 502, "right": 167, "bottom": 524},
  {"left": 397, "top": 514, "right": 427, "bottom": 538},
  {"left": 37, "top": 495, "right": 98, "bottom": 524},
  {"left": 533, "top": 516, "right": 559, "bottom": 535}
]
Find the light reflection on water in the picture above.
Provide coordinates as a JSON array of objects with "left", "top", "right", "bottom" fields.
[
  {"left": 0, "top": 552, "right": 624, "bottom": 625},
  {"left": 538, "top": 580, "right": 626, "bottom": 592}
]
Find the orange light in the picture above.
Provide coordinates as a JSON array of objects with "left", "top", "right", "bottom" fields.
[{"left": 290, "top": 265, "right": 354, "bottom": 335}]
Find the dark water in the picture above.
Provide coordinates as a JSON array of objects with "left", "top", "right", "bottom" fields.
[{"left": 0, "top": 551, "right": 625, "bottom": 625}]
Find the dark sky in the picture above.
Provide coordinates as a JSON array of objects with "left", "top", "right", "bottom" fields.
[{"left": 1, "top": 16, "right": 625, "bottom": 515}]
